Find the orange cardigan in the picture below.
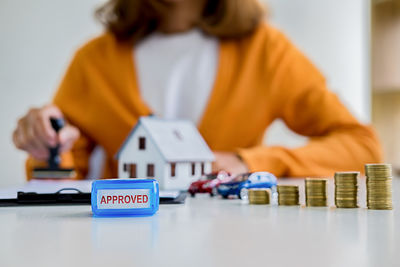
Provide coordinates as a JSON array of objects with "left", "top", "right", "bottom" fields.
[{"left": 26, "top": 24, "right": 382, "bottom": 179}]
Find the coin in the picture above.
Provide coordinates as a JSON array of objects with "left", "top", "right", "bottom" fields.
[
  {"left": 334, "top": 172, "right": 359, "bottom": 208},
  {"left": 277, "top": 185, "right": 300, "bottom": 206},
  {"left": 365, "top": 164, "right": 393, "bottom": 210},
  {"left": 248, "top": 189, "right": 270, "bottom": 205},
  {"left": 305, "top": 179, "right": 328, "bottom": 207}
]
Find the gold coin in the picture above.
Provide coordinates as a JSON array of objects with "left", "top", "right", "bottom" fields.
[
  {"left": 277, "top": 185, "right": 299, "bottom": 189},
  {"left": 279, "top": 202, "right": 299, "bottom": 206},
  {"left": 277, "top": 186, "right": 299, "bottom": 193},
  {"left": 248, "top": 189, "right": 270, "bottom": 205},
  {"left": 365, "top": 164, "right": 391, "bottom": 169},
  {"left": 337, "top": 205, "right": 358, "bottom": 208},
  {"left": 279, "top": 195, "right": 299, "bottom": 200}
]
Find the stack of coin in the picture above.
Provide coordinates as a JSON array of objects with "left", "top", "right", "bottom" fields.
[
  {"left": 248, "top": 189, "right": 270, "bottom": 205},
  {"left": 365, "top": 164, "right": 393, "bottom": 210},
  {"left": 334, "top": 172, "right": 359, "bottom": 208},
  {"left": 277, "top": 185, "right": 299, "bottom": 206},
  {"left": 305, "top": 179, "right": 327, "bottom": 207}
]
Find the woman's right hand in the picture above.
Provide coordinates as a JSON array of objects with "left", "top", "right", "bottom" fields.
[{"left": 12, "top": 105, "right": 80, "bottom": 160}]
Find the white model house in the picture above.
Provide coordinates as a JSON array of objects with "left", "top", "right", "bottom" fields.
[{"left": 116, "top": 117, "right": 215, "bottom": 190}]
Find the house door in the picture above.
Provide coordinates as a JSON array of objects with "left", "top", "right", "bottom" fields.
[
  {"left": 124, "top": 163, "right": 137, "bottom": 178},
  {"left": 147, "top": 164, "right": 155, "bottom": 177}
]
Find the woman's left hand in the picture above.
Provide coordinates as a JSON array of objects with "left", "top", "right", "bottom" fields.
[{"left": 213, "top": 151, "right": 249, "bottom": 175}]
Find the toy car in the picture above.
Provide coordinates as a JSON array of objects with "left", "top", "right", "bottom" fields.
[
  {"left": 216, "top": 172, "right": 277, "bottom": 199},
  {"left": 188, "top": 171, "right": 231, "bottom": 197}
]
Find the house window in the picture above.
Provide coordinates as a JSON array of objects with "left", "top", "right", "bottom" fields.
[
  {"left": 147, "top": 164, "right": 155, "bottom": 177},
  {"left": 170, "top": 163, "right": 176, "bottom": 177},
  {"left": 125, "top": 163, "right": 136, "bottom": 178},
  {"left": 191, "top": 163, "right": 196, "bottom": 176},
  {"left": 201, "top": 163, "right": 205, "bottom": 175},
  {"left": 139, "top": 137, "right": 146, "bottom": 150}
]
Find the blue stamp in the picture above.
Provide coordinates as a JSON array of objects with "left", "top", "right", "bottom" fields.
[{"left": 91, "top": 179, "right": 159, "bottom": 216}]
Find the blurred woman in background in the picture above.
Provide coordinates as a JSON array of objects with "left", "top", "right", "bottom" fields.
[{"left": 13, "top": 0, "right": 382, "bottom": 179}]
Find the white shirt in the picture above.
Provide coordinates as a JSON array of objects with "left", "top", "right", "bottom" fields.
[{"left": 134, "top": 29, "right": 218, "bottom": 124}]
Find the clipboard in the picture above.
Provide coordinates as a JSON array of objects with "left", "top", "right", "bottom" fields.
[{"left": 0, "top": 181, "right": 186, "bottom": 207}]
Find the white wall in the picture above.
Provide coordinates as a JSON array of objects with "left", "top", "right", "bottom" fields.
[
  {"left": 263, "top": 0, "right": 371, "bottom": 147},
  {"left": 0, "top": 0, "right": 371, "bottom": 187},
  {"left": 0, "top": 0, "right": 103, "bottom": 186},
  {"left": 164, "top": 162, "right": 197, "bottom": 190}
]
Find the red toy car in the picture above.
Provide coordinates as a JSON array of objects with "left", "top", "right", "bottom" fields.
[{"left": 188, "top": 171, "right": 231, "bottom": 197}]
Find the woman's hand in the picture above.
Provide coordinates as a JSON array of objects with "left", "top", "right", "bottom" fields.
[
  {"left": 12, "top": 105, "right": 80, "bottom": 160},
  {"left": 213, "top": 151, "right": 249, "bottom": 175}
]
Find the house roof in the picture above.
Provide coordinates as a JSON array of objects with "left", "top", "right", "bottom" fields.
[{"left": 116, "top": 117, "right": 215, "bottom": 162}]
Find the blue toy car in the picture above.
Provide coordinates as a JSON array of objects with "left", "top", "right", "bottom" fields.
[{"left": 217, "top": 172, "right": 277, "bottom": 199}]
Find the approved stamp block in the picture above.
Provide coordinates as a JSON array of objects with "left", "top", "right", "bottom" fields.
[{"left": 91, "top": 179, "right": 159, "bottom": 217}]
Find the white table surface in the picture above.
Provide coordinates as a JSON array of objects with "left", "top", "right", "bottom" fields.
[{"left": 0, "top": 178, "right": 399, "bottom": 267}]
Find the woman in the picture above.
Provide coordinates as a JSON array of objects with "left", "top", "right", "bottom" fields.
[{"left": 13, "top": 0, "right": 382, "bottom": 179}]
